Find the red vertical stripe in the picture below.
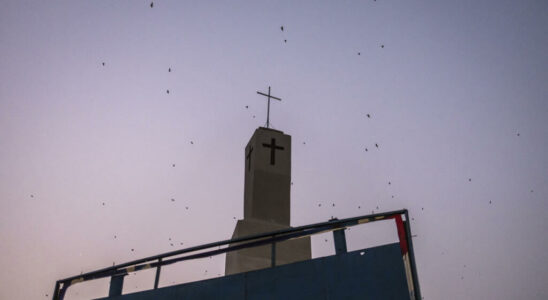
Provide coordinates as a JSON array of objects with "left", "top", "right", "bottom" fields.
[{"left": 391, "top": 215, "right": 409, "bottom": 255}]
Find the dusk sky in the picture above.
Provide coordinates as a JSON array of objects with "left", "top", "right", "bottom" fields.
[{"left": 1, "top": 1, "right": 547, "bottom": 299}]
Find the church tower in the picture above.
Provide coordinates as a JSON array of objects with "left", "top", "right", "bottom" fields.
[{"left": 225, "top": 127, "right": 312, "bottom": 275}]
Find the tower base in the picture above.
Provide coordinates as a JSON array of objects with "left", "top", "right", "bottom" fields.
[{"left": 225, "top": 218, "right": 311, "bottom": 275}]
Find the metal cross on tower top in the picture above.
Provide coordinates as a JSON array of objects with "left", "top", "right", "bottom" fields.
[{"left": 256, "top": 86, "right": 281, "bottom": 129}]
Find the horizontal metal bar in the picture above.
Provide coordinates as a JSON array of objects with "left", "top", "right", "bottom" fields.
[
  {"left": 57, "top": 209, "right": 407, "bottom": 284},
  {"left": 256, "top": 91, "right": 281, "bottom": 101}
]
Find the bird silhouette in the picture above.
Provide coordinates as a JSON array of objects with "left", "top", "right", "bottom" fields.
[
  {"left": 284, "top": 39, "right": 287, "bottom": 43},
  {"left": 171, "top": 198, "right": 175, "bottom": 202},
  {"left": 102, "top": 62, "right": 105, "bottom": 66},
  {"left": 469, "top": 178, "right": 472, "bottom": 182},
  {"left": 366, "top": 114, "right": 371, "bottom": 118},
  {"left": 358, "top": 52, "right": 361, "bottom": 56},
  {"left": 245, "top": 105, "right": 248, "bottom": 109},
  {"left": 388, "top": 181, "right": 391, "bottom": 185},
  {"left": 30, "top": 194, "right": 34, "bottom": 198},
  {"left": 280, "top": 26, "right": 284, "bottom": 31},
  {"left": 166, "top": 89, "right": 170, "bottom": 94},
  {"left": 168, "top": 67, "right": 171, "bottom": 72},
  {"left": 190, "top": 141, "right": 194, "bottom": 144},
  {"left": 172, "top": 163, "right": 175, "bottom": 167},
  {"left": 150, "top": 2, "right": 153, "bottom": 8},
  {"left": 365, "top": 148, "right": 368, "bottom": 151},
  {"left": 381, "top": 44, "right": 384, "bottom": 48},
  {"left": 375, "top": 143, "right": 379, "bottom": 148},
  {"left": 517, "top": 133, "right": 520, "bottom": 136}
]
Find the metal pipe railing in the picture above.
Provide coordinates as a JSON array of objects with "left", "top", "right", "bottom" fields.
[{"left": 52, "top": 209, "right": 420, "bottom": 300}]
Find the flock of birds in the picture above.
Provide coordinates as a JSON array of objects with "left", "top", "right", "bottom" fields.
[{"left": 40, "top": 3, "right": 533, "bottom": 297}]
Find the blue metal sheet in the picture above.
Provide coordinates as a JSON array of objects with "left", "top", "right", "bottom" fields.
[{"left": 97, "top": 243, "right": 409, "bottom": 300}]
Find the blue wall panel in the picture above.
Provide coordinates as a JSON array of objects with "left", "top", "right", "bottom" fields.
[{"left": 98, "top": 243, "right": 409, "bottom": 300}]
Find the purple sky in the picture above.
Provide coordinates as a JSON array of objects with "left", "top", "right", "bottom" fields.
[{"left": 1, "top": 1, "right": 547, "bottom": 299}]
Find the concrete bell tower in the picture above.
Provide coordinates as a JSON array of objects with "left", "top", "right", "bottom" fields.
[{"left": 225, "top": 127, "right": 311, "bottom": 275}]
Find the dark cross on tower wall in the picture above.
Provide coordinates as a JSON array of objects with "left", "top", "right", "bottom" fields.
[
  {"left": 246, "top": 146, "right": 253, "bottom": 171},
  {"left": 256, "top": 86, "right": 281, "bottom": 129},
  {"left": 262, "top": 138, "right": 285, "bottom": 165}
]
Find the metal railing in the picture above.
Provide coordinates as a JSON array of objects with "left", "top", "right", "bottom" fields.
[{"left": 52, "top": 209, "right": 421, "bottom": 300}]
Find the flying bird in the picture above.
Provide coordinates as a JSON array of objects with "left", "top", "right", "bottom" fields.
[
  {"left": 166, "top": 89, "right": 170, "bottom": 94},
  {"left": 284, "top": 39, "right": 287, "bottom": 43},
  {"left": 469, "top": 178, "right": 472, "bottom": 182},
  {"left": 171, "top": 198, "right": 175, "bottom": 202},
  {"left": 102, "top": 62, "right": 105, "bottom": 66},
  {"left": 365, "top": 148, "right": 368, "bottom": 151},
  {"left": 358, "top": 52, "right": 361, "bottom": 56},
  {"left": 280, "top": 26, "right": 284, "bottom": 31},
  {"left": 190, "top": 141, "right": 194, "bottom": 144},
  {"left": 366, "top": 114, "right": 371, "bottom": 118},
  {"left": 375, "top": 143, "right": 379, "bottom": 148},
  {"left": 150, "top": 2, "right": 153, "bottom": 8},
  {"left": 168, "top": 68, "right": 171, "bottom": 72},
  {"left": 381, "top": 44, "right": 384, "bottom": 48},
  {"left": 172, "top": 163, "right": 175, "bottom": 167},
  {"left": 245, "top": 105, "right": 248, "bottom": 109}
]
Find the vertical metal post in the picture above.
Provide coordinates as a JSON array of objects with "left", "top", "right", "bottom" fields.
[
  {"left": 108, "top": 274, "right": 126, "bottom": 297},
  {"left": 333, "top": 228, "right": 348, "bottom": 255},
  {"left": 52, "top": 281, "right": 60, "bottom": 300},
  {"left": 271, "top": 235, "right": 276, "bottom": 267},
  {"left": 154, "top": 258, "right": 162, "bottom": 289},
  {"left": 404, "top": 211, "right": 422, "bottom": 300},
  {"left": 266, "top": 86, "right": 271, "bottom": 128}
]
